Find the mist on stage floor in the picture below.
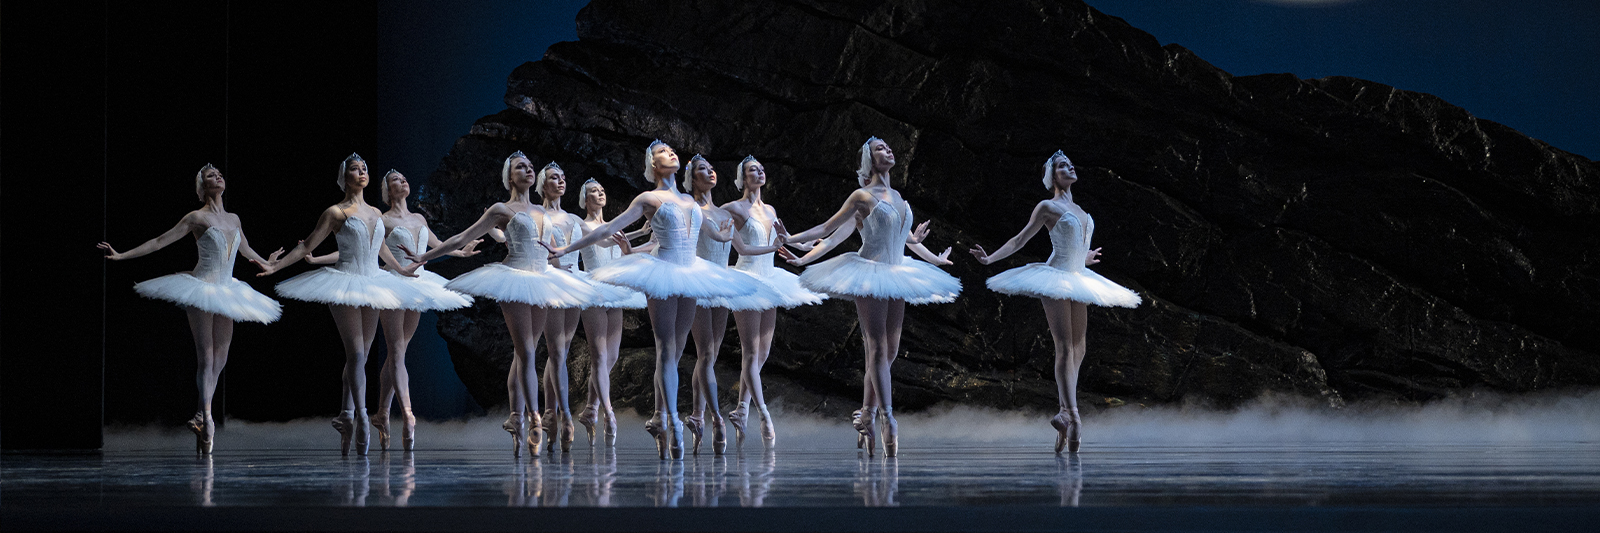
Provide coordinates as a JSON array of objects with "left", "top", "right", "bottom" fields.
[{"left": 103, "top": 389, "right": 1600, "bottom": 452}]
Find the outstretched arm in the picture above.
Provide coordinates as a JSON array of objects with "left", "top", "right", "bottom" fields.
[
  {"left": 98, "top": 213, "right": 196, "bottom": 261},
  {"left": 546, "top": 194, "right": 652, "bottom": 258},
  {"left": 415, "top": 204, "right": 511, "bottom": 263},
  {"left": 783, "top": 190, "right": 873, "bottom": 243},
  {"left": 426, "top": 228, "right": 483, "bottom": 258},
  {"left": 968, "top": 201, "right": 1054, "bottom": 265},
  {"left": 787, "top": 221, "right": 854, "bottom": 266},
  {"left": 256, "top": 206, "right": 344, "bottom": 276},
  {"left": 379, "top": 243, "right": 423, "bottom": 277},
  {"left": 235, "top": 230, "right": 286, "bottom": 269}
]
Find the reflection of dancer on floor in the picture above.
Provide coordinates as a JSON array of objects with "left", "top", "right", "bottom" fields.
[
  {"left": 969, "top": 151, "right": 1140, "bottom": 453},
  {"left": 681, "top": 154, "right": 786, "bottom": 455},
  {"left": 784, "top": 137, "right": 960, "bottom": 457},
  {"left": 306, "top": 169, "right": 477, "bottom": 451},
  {"left": 99, "top": 163, "right": 284, "bottom": 454},
  {"left": 721, "top": 156, "right": 827, "bottom": 448},
  {"left": 544, "top": 140, "right": 764, "bottom": 460},
  {"left": 532, "top": 162, "right": 635, "bottom": 454},
  {"left": 256, "top": 154, "right": 428, "bottom": 456},
  {"left": 572, "top": 178, "right": 650, "bottom": 448},
  {"left": 409, "top": 151, "right": 600, "bottom": 457}
]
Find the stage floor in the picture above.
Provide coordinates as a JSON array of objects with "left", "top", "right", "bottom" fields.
[{"left": 6, "top": 442, "right": 1600, "bottom": 531}]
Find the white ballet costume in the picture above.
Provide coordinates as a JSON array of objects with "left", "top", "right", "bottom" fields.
[
  {"left": 577, "top": 221, "right": 650, "bottom": 310},
  {"left": 383, "top": 225, "right": 472, "bottom": 311},
  {"left": 443, "top": 211, "right": 598, "bottom": 308},
  {"left": 133, "top": 227, "right": 282, "bottom": 323},
  {"left": 986, "top": 209, "right": 1140, "bottom": 307},
  {"left": 693, "top": 208, "right": 784, "bottom": 311},
  {"left": 541, "top": 212, "right": 639, "bottom": 309},
  {"left": 799, "top": 199, "right": 961, "bottom": 304},
  {"left": 728, "top": 214, "right": 827, "bottom": 308},
  {"left": 276, "top": 217, "right": 432, "bottom": 310},
  {"left": 588, "top": 202, "right": 762, "bottom": 300}
]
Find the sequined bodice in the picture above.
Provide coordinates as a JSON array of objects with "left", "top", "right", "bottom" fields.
[
  {"left": 384, "top": 225, "right": 429, "bottom": 273},
  {"left": 651, "top": 201, "right": 701, "bottom": 265},
  {"left": 695, "top": 206, "right": 733, "bottom": 266},
  {"left": 857, "top": 199, "right": 913, "bottom": 264},
  {"left": 578, "top": 221, "right": 623, "bottom": 272},
  {"left": 732, "top": 214, "right": 777, "bottom": 273},
  {"left": 333, "top": 216, "right": 385, "bottom": 276},
  {"left": 502, "top": 211, "right": 549, "bottom": 271},
  {"left": 1045, "top": 209, "right": 1094, "bottom": 272},
  {"left": 192, "top": 226, "right": 241, "bottom": 283},
  {"left": 542, "top": 212, "right": 583, "bottom": 272}
]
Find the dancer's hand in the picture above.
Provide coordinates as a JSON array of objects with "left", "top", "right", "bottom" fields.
[
  {"left": 1085, "top": 247, "right": 1102, "bottom": 266},
  {"left": 97, "top": 242, "right": 124, "bottom": 260},
  {"left": 612, "top": 232, "right": 633, "bottom": 255},
  {"left": 773, "top": 219, "right": 790, "bottom": 245},
  {"left": 398, "top": 244, "right": 422, "bottom": 263},
  {"left": 397, "top": 260, "right": 425, "bottom": 278},
  {"left": 786, "top": 238, "right": 821, "bottom": 252},
  {"left": 252, "top": 257, "right": 280, "bottom": 276},
  {"left": 968, "top": 244, "right": 992, "bottom": 265},
  {"left": 538, "top": 240, "right": 568, "bottom": 259},
  {"left": 447, "top": 239, "right": 484, "bottom": 258},
  {"left": 908, "top": 220, "right": 932, "bottom": 244},
  {"left": 719, "top": 218, "right": 733, "bottom": 233},
  {"left": 776, "top": 246, "right": 800, "bottom": 263},
  {"left": 267, "top": 247, "right": 287, "bottom": 264}
]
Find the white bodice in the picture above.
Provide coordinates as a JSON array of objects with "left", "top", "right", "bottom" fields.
[
  {"left": 333, "top": 216, "right": 386, "bottom": 276},
  {"left": 732, "top": 214, "right": 777, "bottom": 273},
  {"left": 857, "top": 199, "right": 914, "bottom": 264},
  {"left": 541, "top": 212, "right": 583, "bottom": 272},
  {"left": 1045, "top": 209, "right": 1095, "bottom": 272},
  {"left": 695, "top": 206, "right": 732, "bottom": 266},
  {"left": 192, "top": 226, "right": 241, "bottom": 283},
  {"left": 651, "top": 201, "right": 702, "bottom": 266},
  {"left": 578, "top": 221, "right": 623, "bottom": 272},
  {"left": 384, "top": 225, "right": 429, "bottom": 273},
  {"left": 502, "top": 211, "right": 551, "bottom": 272}
]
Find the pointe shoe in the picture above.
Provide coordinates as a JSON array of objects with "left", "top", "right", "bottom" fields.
[
  {"left": 561, "top": 415, "right": 576, "bottom": 454},
  {"left": 187, "top": 411, "right": 213, "bottom": 455},
  {"left": 684, "top": 415, "right": 704, "bottom": 456},
  {"left": 1067, "top": 410, "right": 1082, "bottom": 453},
  {"left": 727, "top": 403, "right": 749, "bottom": 447},
  {"left": 711, "top": 415, "right": 727, "bottom": 455},
  {"left": 881, "top": 408, "right": 898, "bottom": 458},
  {"left": 758, "top": 405, "right": 776, "bottom": 447},
  {"left": 852, "top": 408, "right": 876, "bottom": 455},
  {"left": 669, "top": 416, "right": 685, "bottom": 460},
  {"left": 602, "top": 409, "right": 618, "bottom": 447},
  {"left": 401, "top": 408, "right": 416, "bottom": 452},
  {"left": 1051, "top": 412, "right": 1070, "bottom": 454},
  {"left": 354, "top": 413, "right": 371, "bottom": 456},
  {"left": 577, "top": 404, "right": 599, "bottom": 447},
  {"left": 527, "top": 411, "right": 543, "bottom": 457},
  {"left": 542, "top": 408, "right": 557, "bottom": 453},
  {"left": 332, "top": 411, "right": 355, "bottom": 456},
  {"left": 372, "top": 409, "right": 391, "bottom": 451},
  {"left": 503, "top": 412, "right": 525, "bottom": 457},
  {"left": 645, "top": 412, "right": 667, "bottom": 460}
]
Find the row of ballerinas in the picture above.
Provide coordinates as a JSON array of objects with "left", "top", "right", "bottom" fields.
[{"left": 99, "top": 137, "right": 1140, "bottom": 458}]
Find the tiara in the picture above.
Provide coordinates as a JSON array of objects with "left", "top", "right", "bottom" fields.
[
  {"left": 346, "top": 152, "right": 364, "bottom": 162},
  {"left": 384, "top": 168, "right": 402, "bottom": 177},
  {"left": 542, "top": 161, "right": 562, "bottom": 172},
  {"left": 508, "top": 150, "right": 528, "bottom": 161}
]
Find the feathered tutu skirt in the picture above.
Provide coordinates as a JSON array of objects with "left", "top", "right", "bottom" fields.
[
  {"left": 573, "top": 270, "right": 648, "bottom": 310},
  {"left": 724, "top": 266, "right": 827, "bottom": 309},
  {"left": 444, "top": 263, "right": 597, "bottom": 309},
  {"left": 275, "top": 267, "right": 433, "bottom": 310},
  {"left": 986, "top": 264, "right": 1141, "bottom": 308},
  {"left": 589, "top": 254, "right": 761, "bottom": 300},
  {"left": 394, "top": 269, "right": 473, "bottom": 312},
  {"left": 799, "top": 253, "right": 960, "bottom": 305},
  {"left": 698, "top": 269, "right": 788, "bottom": 311},
  {"left": 134, "top": 274, "right": 282, "bottom": 323}
]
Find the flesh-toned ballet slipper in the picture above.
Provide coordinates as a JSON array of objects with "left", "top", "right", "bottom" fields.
[
  {"left": 542, "top": 408, "right": 557, "bottom": 453},
  {"left": 758, "top": 405, "right": 776, "bottom": 447},
  {"left": 527, "top": 411, "right": 543, "bottom": 457},
  {"left": 577, "top": 403, "right": 599, "bottom": 447},
  {"left": 503, "top": 412, "right": 524, "bottom": 457},
  {"left": 603, "top": 409, "right": 618, "bottom": 447},
  {"left": 187, "top": 412, "right": 210, "bottom": 455},
  {"left": 332, "top": 411, "right": 355, "bottom": 456},
  {"left": 354, "top": 413, "right": 371, "bottom": 456},
  {"left": 727, "top": 403, "right": 749, "bottom": 447},
  {"left": 1067, "top": 410, "right": 1082, "bottom": 454},
  {"left": 645, "top": 412, "right": 667, "bottom": 460},
  {"left": 881, "top": 407, "right": 898, "bottom": 458},
  {"left": 401, "top": 408, "right": 417, "bottom": 452},
  {"left": 853, "top": 408, "right": 876, "bottom": 456},
  {"left": 684, "top": 415, "right": 704, "bottom": 456},
  {"left": 711, "top": 415, "right": 727, "bottom": 456},
  {"left": 669, "top": 416, "right": 685, "bottom": 460},
  {"left": 561, "top": 414, "right": 575, "bottom": 454},
  {"left": 372, "top": 409, "right": 391, "bottom": 451},
  {"left": 851, "top": 408, "right": 869, "bottom": 449},
  {"left": 1051, "top": 412, "right": 1071, "bottom": 454}
]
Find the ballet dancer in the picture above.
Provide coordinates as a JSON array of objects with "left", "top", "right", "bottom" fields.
[
  {"left": 968, "top": 151, "right": 1139, "bottom": 453},
  {"left": 573, "top": 178, "right": 650, "bottom": 447},
  {"left": 543, "top": 140, "right": 765, "bottom": 460},
  {"left": 783, "top": 137, "right": 960, "bottom": 457},
  {"left": 720, "top": 156, "right": 827, "bottom": 448},
  {"left": 680, "top": 154, "right": 785, "bottom": 455},
  {"left": 256, "top": 153, "right": 429, "bottom": 456},
  {"left": 305, "top": 169, "right": 478, "bottom": 451},
  {"left": 408, "top": 151, "right": 600, "bottom": 457},
  {"left": 98, "top": 163, "right": 285, "bottom": 454}
]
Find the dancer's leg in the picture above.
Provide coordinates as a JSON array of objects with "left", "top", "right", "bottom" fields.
[
  {"left": 1040, "top": 299, "right": 1074, "bottom": 413},
  {"left": 329, "top": 305, "right": 380, "bottom": 454},
  {"left": 184, "top": 308, "right": 218, "bottom": 450},
  {"left": 543, "top": 307, "right": 582, "bottom": 451},
  {"left": 500, "top": 302, "right": 549, "bottom": 455},
  {"left": 687, "top": 305, "right": 728, "bottom": 454}
]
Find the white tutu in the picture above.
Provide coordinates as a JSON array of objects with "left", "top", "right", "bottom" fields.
[
  {"left": 394, "top": 269, "right": 473, "bottom": 311},
  {"left": 444, "top": 263, "right": 597, "bottom": 309},
  {"left": 986, "top": 264, "right": 1140, "bottom": 307},
  {"left": 573, "top": 270, "right": 648, "bottom": 310},
  {"left": 275, "top": 267, "right": 433, "bottom": 310},
  {"left": 135, "top": 274, "right": 282, "bottom": 324},
  {"left": 589, "top": 253, "right": 762, "bottom": 300},
  {"left": 799, "top": 252, "right": 961, "bottom": 305},
  {"left": 698, "top": 269, "right": 788, "bottom": 311},
  {"left": 733, "top": 267, "right": 825, "bottom": 309}
]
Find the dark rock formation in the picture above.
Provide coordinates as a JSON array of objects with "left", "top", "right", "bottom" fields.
[{"left": 418, "top": 0, "right": 1599, "bottom": 416}]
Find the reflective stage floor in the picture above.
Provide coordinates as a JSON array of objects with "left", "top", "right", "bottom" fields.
[{"left": 6, "top": 442, "right": 1600, "bottom": 532}]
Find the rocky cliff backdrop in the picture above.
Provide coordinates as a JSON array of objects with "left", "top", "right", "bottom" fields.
[{"left": 414, "top": 0, "right": 1599, "bottom": 417}]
